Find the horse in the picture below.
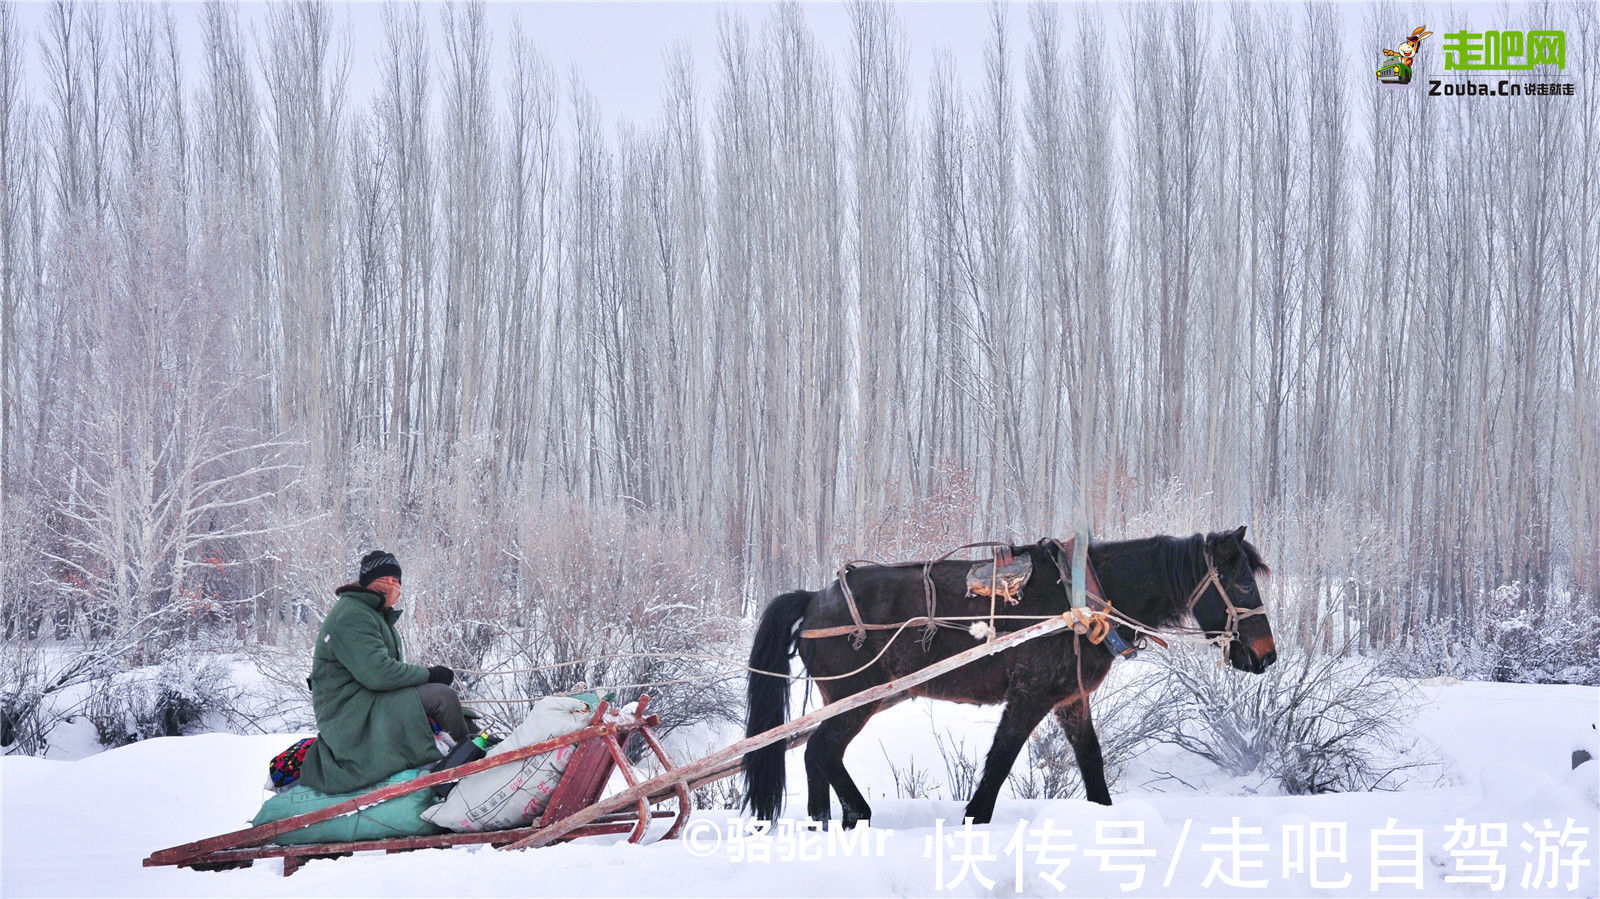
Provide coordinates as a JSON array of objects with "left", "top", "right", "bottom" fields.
[{"left": 742, "top": 526, "right": 1276, "bottom": 828}]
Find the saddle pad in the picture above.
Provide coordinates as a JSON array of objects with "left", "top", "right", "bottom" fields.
[{"left": 966, "top": 554, "right": 1032, "bottom": 603}]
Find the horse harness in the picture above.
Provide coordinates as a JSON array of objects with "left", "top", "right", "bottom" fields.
[
  {"left": 800, "top": 541, "right": 1017, "bottom": 650},
  {"left": 1184, "top": 545, "right": 1268, "bottom": 647},
  {"left": 1040, "top": 538, "right": 1142, "bottom": 659},
  {"left": 797, "top": 538, "right": 1142, "bottom": 660}
]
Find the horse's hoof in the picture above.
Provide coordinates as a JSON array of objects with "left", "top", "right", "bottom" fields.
[{"left": 841, "top": 807, "right": 871, "bottom": 830}]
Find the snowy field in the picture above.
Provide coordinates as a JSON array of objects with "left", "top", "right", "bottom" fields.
[{"left": 2, "top": 679, "right": 1595, "bottom": 898}]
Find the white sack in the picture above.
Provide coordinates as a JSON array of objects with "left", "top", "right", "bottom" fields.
[{"left": 420, "top": 696, "right": 591, "bottom": 833}]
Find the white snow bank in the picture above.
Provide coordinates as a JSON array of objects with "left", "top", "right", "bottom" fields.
[{"left": 1, "top": 681, "right": 1594, "bottom": 898}]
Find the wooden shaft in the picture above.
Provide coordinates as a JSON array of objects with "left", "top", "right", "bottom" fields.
[
  {"left": 635, "top": 720, "right": 693, "bottom": 840},
  {"left": 501, "top": 613, "right": 1074, "bottom": 851}
]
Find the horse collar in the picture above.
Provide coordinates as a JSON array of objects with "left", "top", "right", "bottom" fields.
[{"left": 1044, "top": 539, "right": 1140, "bottom": 661}]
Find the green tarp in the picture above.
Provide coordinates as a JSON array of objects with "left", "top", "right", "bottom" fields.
[{"left": 252, "top": 767, "right": 444, "bottom": 845}]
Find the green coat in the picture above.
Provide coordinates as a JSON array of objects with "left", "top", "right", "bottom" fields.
[{"left": 298, "top": 586, "right": 436, "bottom": 794}]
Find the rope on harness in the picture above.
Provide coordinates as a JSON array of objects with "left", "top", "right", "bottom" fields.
[{"left": 837, "top": 541, "right": 1019, "bottom": 650}]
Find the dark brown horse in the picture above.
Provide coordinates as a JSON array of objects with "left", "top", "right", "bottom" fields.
[{"left": 743, "top": 527, "right": 1275, "bottom": 827}]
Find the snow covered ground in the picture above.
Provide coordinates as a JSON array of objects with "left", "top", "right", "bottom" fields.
[{"left": 2, "top": 679, "right": 1595, "bottom": 898}]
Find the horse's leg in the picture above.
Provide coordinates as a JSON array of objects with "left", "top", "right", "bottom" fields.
[
  {"left": 963, "top": 694, "right": 1053, "bottom": 825},
  {"left": 803, "top": 735, "right": 832, "bottom": 825},
  {"left": 1054, "top": 696, "right": 1112, "bottom": 806},
  {"left": 804, "top": 701, "right": 880, "bottom": 829}
]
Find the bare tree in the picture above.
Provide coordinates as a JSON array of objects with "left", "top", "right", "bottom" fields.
[
  {"left": 1, "top": 0, "right": 28, "bottom": 482},
  {"left": 844, "top": 0, "right": 912, "bottom": 546},
  {"left": 494, "top": 26, "right": 559, "bottom": 488}
]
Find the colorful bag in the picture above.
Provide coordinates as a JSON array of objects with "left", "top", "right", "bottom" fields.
[
  {"left": 268, "top": 737, "right": 317, "bottom": 789},
  {"left": 268, "top": 718, "right": 444, "bottom": 790}
]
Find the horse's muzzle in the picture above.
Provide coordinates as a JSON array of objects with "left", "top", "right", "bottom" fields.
[{"left": 1229, "top": 636, "right": 1278, "bottom": 674}]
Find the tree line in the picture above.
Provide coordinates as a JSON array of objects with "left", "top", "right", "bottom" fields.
[{"left": 2, "top": 1, "right": 1596, "bottom": 679}]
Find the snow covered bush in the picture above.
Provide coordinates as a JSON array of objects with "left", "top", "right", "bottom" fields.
[
  {"left": 1385, "top": 583, "right": 1600, "bottom": 686},
  {"left": 1385, "top": 621, "right": 1496, "bottom": 681},
  {"left": 1483, "top": 583, "right": 1600, "bottom": 686},
  {"left": 1, "top": 649, "right": 62, "bottom": 756},
  {"left": 0, "top": 642, "right": 114, "bottom": 756},
  {"left": 1147, "top": 645, "right": 1424, "bottom": 794},
  {"left": 83, "top": 658, "right": 235, "bottom": 747}
]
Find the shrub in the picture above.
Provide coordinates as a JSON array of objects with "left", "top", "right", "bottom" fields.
[
  {"left": 1147, "top": 644, "right": 1423, "bottom": 794},
  {"left": 1483, "top": 584, "right": 1600, "bottom": 686},
  {"left": 1385, "top": 583, "right": 1600, "bottom": 687},
  {"left": 883, "top": 746, "right": 942, "bottom": 800},
  {"left": 1, "top": 652, "right": 56, "bottom": 756},
  {"left": 84, "top": 658, "right": 235, "bottom": 747},
  {"left": 692, "top": 775, "right": 746, "bottom": 811},
  {"left": 932, "top": 726, "right": 981, "bottom": 799},
  {"left": 1, "top": 644, "right": 112, "bottom": 756}
]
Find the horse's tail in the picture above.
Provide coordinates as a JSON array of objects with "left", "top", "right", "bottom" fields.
[{"left": 743, "top": 589, "right": 812, "bottom": 820}]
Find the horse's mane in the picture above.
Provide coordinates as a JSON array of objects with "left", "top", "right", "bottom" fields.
[
  {"left": 1151, "top": 534, "right": 1209, "bottom": 627},
  {"left": 1095, "top": 531, "right": 1269, "bottom": 629}
]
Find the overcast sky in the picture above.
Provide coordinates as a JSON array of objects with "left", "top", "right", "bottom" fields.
[
  {"left": 12, "top": 1, "right": 1042, "bottom": 129},
  {"left": 9, "top": 2, "right": 1563, "bottom": 153}
]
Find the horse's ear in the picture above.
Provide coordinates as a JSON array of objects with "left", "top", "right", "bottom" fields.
[{"left": 1214, "top": 526, "right": 1246, "bottom": 562}]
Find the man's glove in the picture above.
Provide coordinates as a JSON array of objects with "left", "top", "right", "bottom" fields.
[{"left": 426, "top": 665, "right": 455, "bottom": 686}]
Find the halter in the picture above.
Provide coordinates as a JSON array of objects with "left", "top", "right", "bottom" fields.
[{"left": 1185, "top": 547, "right": 1268, "bottom": 652}]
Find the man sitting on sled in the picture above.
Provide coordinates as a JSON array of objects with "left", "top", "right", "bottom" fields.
[{"left": 297, "top": 550, "right": 469, "bottom": 794}]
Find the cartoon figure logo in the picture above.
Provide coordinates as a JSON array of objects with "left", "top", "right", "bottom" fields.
[{"left": 1377, "top": 26, "right": 1434, "bottom": 84}]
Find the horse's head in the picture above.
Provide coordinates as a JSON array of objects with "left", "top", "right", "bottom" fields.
[{"left": 1189, "top": 526, "right": 1276, "bottom": 674}]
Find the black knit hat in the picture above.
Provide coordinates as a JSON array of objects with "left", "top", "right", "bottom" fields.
[{"left": 358, "top": 550, "right": 402, "bottom": 588}]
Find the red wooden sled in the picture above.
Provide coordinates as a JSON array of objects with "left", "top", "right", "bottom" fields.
[
  {"left": 144, "top": 613, "right": 1080, "bottom": 875},
  {"left": 143, "top": 695, "right": 689, "bottom": 876}
]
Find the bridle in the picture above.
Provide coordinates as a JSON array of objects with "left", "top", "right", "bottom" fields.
[{"left": 1185, "top": 546, "right": 1268, "bottom": 651}]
